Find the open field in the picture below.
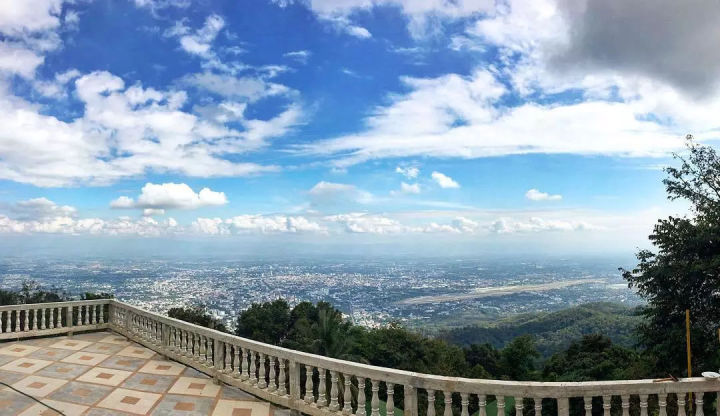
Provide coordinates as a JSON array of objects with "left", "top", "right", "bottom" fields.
[{"left": 398, "top": 279, "right": 606, "bottom": 305}]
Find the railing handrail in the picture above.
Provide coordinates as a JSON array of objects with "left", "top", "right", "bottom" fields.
[
  {"left": 0, "top": 298, "right": 111, "bottom": 311},
  {"left": 107, "top": 300, "right": 720, "bottom": 396}
]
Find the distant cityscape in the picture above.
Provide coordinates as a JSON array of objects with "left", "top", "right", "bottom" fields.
[{"left": 0, "top": 256, "right": 642, "bottom": 330}]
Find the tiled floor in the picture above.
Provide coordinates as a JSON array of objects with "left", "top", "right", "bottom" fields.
[{"left": 0, "top": 331, "right": 291, "bottom": 416}]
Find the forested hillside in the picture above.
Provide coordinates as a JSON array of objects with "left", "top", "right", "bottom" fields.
[{"left": 439, "top": 302, "right": 642, "bottom": 356}]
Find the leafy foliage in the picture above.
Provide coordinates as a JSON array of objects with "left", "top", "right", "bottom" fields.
[
  {"left": 439, "top": 302, "right": 641, "bottom": 357},
  {"left": 622, "top": 136, "right": 720, "bottom": 375},
  {"left": 168, "top": 304, "right": 227, "bottom": 333}
]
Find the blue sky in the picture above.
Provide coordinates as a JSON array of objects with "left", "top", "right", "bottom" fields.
[{"left": 0, "top": 0, "right": 715, "bottom": 256}]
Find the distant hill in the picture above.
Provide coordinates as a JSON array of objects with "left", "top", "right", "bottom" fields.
[{"left": 438, "top": 302, "right": 643, "bottom": 357}]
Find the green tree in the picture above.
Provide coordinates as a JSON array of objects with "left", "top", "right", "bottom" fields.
[
  {"left": 464, "top": 343, "right": 501, "bottom": 378},
  {"left": 81, "top": 292, "right": 114, "bottom": 300},
  {"left": 542, "top": 334, "right": 641, "bottom": 381},
  {"left": 235, "top": 299, "right": 291, "bottom": 344},
  {"left": 622, "top": 136, "right": 720, "bottom": 375},
  {"left": 499, "top": 335, "right": 539, "bottom": 380},
  {"left": 168, "top": 305, "right": 227, "bottom": 332}
]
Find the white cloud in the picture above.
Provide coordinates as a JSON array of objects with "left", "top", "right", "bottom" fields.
[
  {"left": 111, "top": 183, "right": 228, "bottom": 210},
  {"left": 298, "top": 69, "right": 685, "bottom": 167},
  {"left": 273, "top": 0, "right": 493, "bottom": 38},
  {"left": 172, "top": 14, "right": 225, "bottom": 57},
  {"left": 283, "top": 50, "right": 311, "bottom": 64},
  {"left": 525, "top": 188, "right": 562, "bottom": 201},
  {"left": 324, "top": 213, "right": 406, "bottom": 234},
  {"left": 0, "top": 43, "right": 44, "bottom": 78},
  {"left": 0, "top": 70, "right": 283, "bottom": 187},
  {"left": 0, "top": 0, "right": 62, "bottom": 34},
  {"left": 192, "top": 215, "right": 326, "bottom": 235},
  {"left": 489, "top": 217, "right": 598, "bottom": 234},
  {"left": 308, "top": 181, "right": 373, "bottom": 204},
  {"left": 399, "top": 182, "right": 420, "bottom": 194},
  {"left": 181, "top": 72, "right": 293, "bottom": 101},
  {"left": 395, "top": 165, "right": 419, "bottom": 179},
  {"left": 431, "top": 172, "right": 460, "bottom": 189}
]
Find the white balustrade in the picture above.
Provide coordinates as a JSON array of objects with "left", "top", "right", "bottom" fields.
[{"left": 4, "top": 298, "right": 720, "bottom": 416}]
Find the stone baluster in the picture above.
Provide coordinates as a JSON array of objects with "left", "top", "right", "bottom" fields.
[
  {"left": 341, "top": 373, "right": 352, "bottom": 415},
  {"left": 40, "top": 308, "right": 45, "bottom": 330},
  {"left": 33, "top": 309, "right": 39, "bottom": 330},
  {"left": 304, "top": 365, "right": 315, "bottom": 404},
  {"left": 658, "top": 394, "right": 667, "bottom": 416},
  {"left": 241, "top": 347, "right": 249, "bottom": 380},
  {"left": 98, "top": 304, "right": 104, "bottom": 324},
  {"left": 478, "top": 395, "right": 486, "bottom": 416},
  {"left": 558, "top": 397, "right": 570, "bottom": 416},
  {"left": 223, "top": 343, "right": 231, "bottom": 373},
  {"left": 678, "top": 393, "right": 687, "bottom": 416},
  {"left": 183, "top": 331, "right": 189, "bottom": 356},
  {"left": 386, "top": 383, "right": 395, "bottom": 416},
  {"left": 278, "top": 359, "right": 287, "bottom": 396},
  {"left": 56, "top": 307, "right": 62, "bottom": 328},
  {"left": 356, "top": 377, "right": 366, "bottom": 416},
  {"left": 258, "top": 353, "right": 268, "bottom": 389},
  {"left": 192, "top": 333, "right": 199, "bottom": 360},
  {"left": 249, "top": 351, "right": 258, "bottom": 385},
  {"left": 534, "top": 397, "right": 542, "bottom": 416},
  {"left": 427, "top": 390, "right": 436, "bottom": 416},
  {"left": 48, "top": 308, "right": 54, "bottom": 329},
  {"left": 84, "top": 305, "right": 89, "bottom": 325},
  {"left": 268, "top": 357, "right": 277, "bottom": 392},
  {"left": 233, "top": 346, "right": 241, "bottom": 378},
  {"left": 584, "top": 396, "right": 593, "bottom": 416},
  {"left": 317, "top": 368, "right": 327, "bottom": 407},
  {"left": 514, "top": 396, "right": 523, "bottom": 416},
  {"left": 620, "top": 396, "right": 630, "bottom": 416},
  {"left": 370, "top": 380, "right": 379, "bottom": 416},
  {"left": 92, "top": 305, "right": 97, "bottom": 324},
  {"left": 640, "top": 394, "right": 648, "bottom": 416},
  {"left": 14, "top": 310, "right": 20, "bottom": 332},
  {"left": 205, "top": 337, "right": 212, "bottom": 365},
  {"left": 696, "top": 393, "right": 704, "bottom": 416},
  {"left": 199, "top": 335, "right": 207, "bottom": 363},
  {"left": 23, "top": 310, "right": 28, "bottom": 331},
  {"left": 443, "top": 392, "right": 452, "bottom": 416},
  {"left": 329, "top": 371, "right": 339, "bottom": 411}
]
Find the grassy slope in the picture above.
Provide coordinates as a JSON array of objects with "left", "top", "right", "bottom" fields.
[{"left": 439, "top": 302, "right": 642, "bottom": 357}]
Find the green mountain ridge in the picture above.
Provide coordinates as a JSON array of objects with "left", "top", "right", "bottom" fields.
[{"left": 439, "top": 302, "right": 643, "bottom": 357}]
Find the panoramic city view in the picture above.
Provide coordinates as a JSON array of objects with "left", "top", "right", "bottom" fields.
[{"left": 1, "top": 1, "right": 720, "bottom": 416}]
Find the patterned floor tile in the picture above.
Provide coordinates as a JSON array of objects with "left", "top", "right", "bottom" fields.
[
  {"left": 76, "top": 366, "right": 133, "bottom": 387},
  {"left": 61, "top": 351, "right": 110, "bottom": 366},
  {"left": 28, "top": 347, "right": 76, "bottom": 361},
  {"left": 211, "top": 400, "right": 271, "bottom": 416},
  {"left": 83, "top": 342, "right": 126, "bottom": 354},
  {"left": 48, "top": 339, "right": 93, "bottom": 351},
  {"left": 138, "top": 359, "right": 185, "bottom": 376},
  {"left": 0, "top": 353, "right": 18, "bottom": 366},
  {"left": 98, "top": 335, "right": 131, "bottom": 345},
  {"left": 99, "top": 355, "right": 148, "bottom": 371},
  {"left": 0, "top": 385, "right": 35, "bottom": 414},
  {"left": 19, "top": 337, "right": 59, "bottom": 347},
  {"left": 18, "top": 399, "right": 89, "bottom": 416},
  {"left": 35, "top": 362, "right": 92, "bottom": 380},
  {"left": 0, "top": 368, "right": 30, "bottom": 383},
  {"left": 183, "top": 367, "right": 210, "bottom": 378},
  {"left": 96, "top": 387, "right": 161, "bottom": 415},
  {"left": 122, "top": 373, "right": 177, "bottom": 393},
  {"left": 48, "top": 381, "right": 115, "bottom": 406},
  {"left": 150, "top": 393, "right": 215, "bottom": 416},
  {"left": 168, "top": 376, "right": 221, "bottom": 397},
  {"left": 12, "top": 374, "right": 68, "bottom": 397},
  {"left": 0, "top": 357, "right": 53, "bottom": 374},
  {"left": 0, "top": 343, "right": 41, "bottom": 357},
  {"left": 116, "top": 345, "right": 156, "bottom": 359},
  {"left": 84, "top": 408, "right": 137, "bottom": 415},
  {"left": 73, "top": 332, "right": 110, "bottom": 342},
  {"left": 221, "top": 385, "right": 258, "bottom": 400}
]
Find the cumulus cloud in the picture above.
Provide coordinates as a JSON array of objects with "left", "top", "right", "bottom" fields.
[
  {"left": 525, "top": 188, "right": 562, "bottom": 201},
  {"left": 111, "top": 183, "right": 228, "bottom": 210},
  {"left": 192, "top": 215, "right": 326, "bottom": 235},
  {"left": 395, "top": 166, "right": 419, "bottom": 179},
  {"left": 489, "top": 217, "right": 597, "bottom": 234},
  {"left": 308, "top": 181, "right": 373, "bottom": 205},
  {"left": 324, "top": 213, "right": 406, "bottom": 234},
  {"left": 0, "top": 70, "right": 285, "bottom": 187},
  {"left": 431, "top": 172, "right": 460, "bottom": 189},
  {"left": 399, "top": 182, "right": 420, "bottom": 194},
  {"left": 166, "top": 14, "right": 225, "bottom": 57}
]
